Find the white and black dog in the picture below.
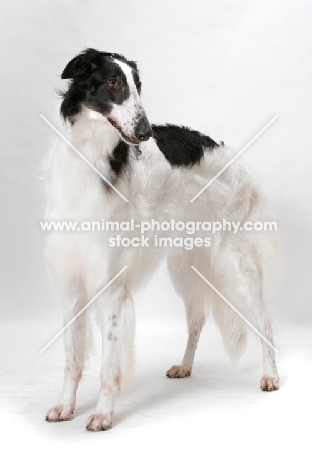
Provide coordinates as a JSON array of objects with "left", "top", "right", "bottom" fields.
[{"left": 45, "top": 48, "right": 279, "bottom": 431}]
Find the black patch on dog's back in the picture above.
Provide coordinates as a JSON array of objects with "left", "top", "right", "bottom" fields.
[
  {"left": 109, "top": 140, "right": 129, "bottom": 178},
  {"left": 151, "top": 124, "right": 218, "bottom": 166}
]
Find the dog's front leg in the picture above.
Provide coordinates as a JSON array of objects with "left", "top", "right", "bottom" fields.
[
  {"left": 86, "top": 288, "right": 135, "bottom": 431},
  {"left": 46, "top": 290, "right": 90, "bottom": 422}
]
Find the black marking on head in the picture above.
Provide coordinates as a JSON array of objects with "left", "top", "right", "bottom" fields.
[
  {"left": 131, "top": 69, "right": 141, "bottom": 94},
  {"left": 61, "top": 48, "right": 103, "bottom": 80},
  {"left": 60, "top": 48, "right": 141, "bottom": 123},
  {"left": 151, "top": 124, "right": 219, "bottom": 167}
]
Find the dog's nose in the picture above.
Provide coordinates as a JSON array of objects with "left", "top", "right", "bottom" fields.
[{"left": 135, "top": 116, "right": 152, "bottom": 142}]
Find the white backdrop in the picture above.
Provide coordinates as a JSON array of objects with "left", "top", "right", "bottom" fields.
[
  {"left": 1, "top": 0, "right": 311, "bottom": 466},
  {"left": 1, "top": 0, "right": 311, "bottom": 324}
]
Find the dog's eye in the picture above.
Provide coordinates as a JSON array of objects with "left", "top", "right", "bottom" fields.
[
  {"left": 137, "top": 81, "right": 142, "bottom": 93},
  {"left": 107, "top": 79, "right": 119, "bottom": 90}
]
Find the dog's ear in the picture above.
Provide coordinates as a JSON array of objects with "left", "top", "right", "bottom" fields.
[{"left": 61, "top": 48, "right": 100, "bottom": 80}]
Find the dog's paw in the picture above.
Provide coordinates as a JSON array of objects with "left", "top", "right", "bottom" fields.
[
  {"left": 166, "top": 365, "right": 191, "bottom": 378},
  {"left": 260, "top": 376, "right": 279, "bottom": 391},
  {"left": 86, "top": 413, "right": 113, "bottom": 431},
  {"left": 45, "top": 404, "right": 73, "bottom": 422}
]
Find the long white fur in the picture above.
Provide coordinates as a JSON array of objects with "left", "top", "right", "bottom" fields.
[{"left": 45, "top": 60, "right": 279, "bottom": 430}]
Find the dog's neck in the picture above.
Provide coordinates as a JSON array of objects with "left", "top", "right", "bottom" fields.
[
  {"left": 63, "top": 106, "right": 132, "bottom": 196},
  {"left": 67, "top": 106, "right": 121, "bottom": 164}
]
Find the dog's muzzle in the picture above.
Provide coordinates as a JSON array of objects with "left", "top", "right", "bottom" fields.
[{"left": 135, "top": 115, "right": 152, "bottom": 142}]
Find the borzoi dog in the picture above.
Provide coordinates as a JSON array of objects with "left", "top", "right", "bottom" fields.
[{"left": 44, "top": 48, "right": 279, "bottom": 431}]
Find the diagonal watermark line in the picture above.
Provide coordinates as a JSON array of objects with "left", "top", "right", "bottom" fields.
[
  {"left": 190, "top": 115, "right": 278, "bottom": 203},
  {"left": 39, "top": 266, "right": 128, "bottom": 354},
  {"left": 40, "top": 114, "right": 129, "bottom": 203},
  {"left": 191, "top": 266, "right": 279, "bottom": 353}
]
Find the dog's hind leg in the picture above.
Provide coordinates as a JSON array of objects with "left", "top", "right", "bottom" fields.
[
  {"left": 166, "top": 251, "right": 207, "bottom": 378},
  {"left": 86, "top": 286, "right": 135, "bottom": 431},
  {"left": 46, "top": 282, "right": 91, "bottom": 422},
  {"left": 255, "top": 312, "right": 279, "bottom": 391},
  {"left": 212, "top": 243, "right": 279, "bottom": 390},
  {"left": 166, "top": 300, "right": 206, "bottom": 378}
]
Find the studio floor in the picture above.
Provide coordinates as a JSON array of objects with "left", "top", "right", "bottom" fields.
[{"left": 1, "top": 309, "right": 311, "bottom": 467}]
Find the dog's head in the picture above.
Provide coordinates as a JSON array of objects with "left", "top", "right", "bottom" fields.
[{"left": 60, "top": 48, "right": 152, "bottom": 145}]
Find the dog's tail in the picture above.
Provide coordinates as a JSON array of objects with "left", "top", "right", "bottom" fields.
[{"left": 212, "top": 296, "right": 247, "bottom": 361}]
